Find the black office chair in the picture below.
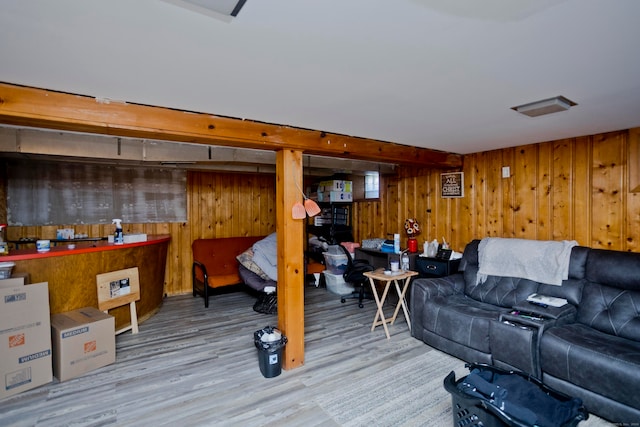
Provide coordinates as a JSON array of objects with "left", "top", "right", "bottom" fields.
[{"left": 337, "top": 244, "right": 374, "bottom": 308}]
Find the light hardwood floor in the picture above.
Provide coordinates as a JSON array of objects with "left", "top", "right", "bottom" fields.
[{"left": 0, "top": 283, "right": 614, "bottom": 427}]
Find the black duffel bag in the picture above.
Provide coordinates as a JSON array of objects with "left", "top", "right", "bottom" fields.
[{"left": 444, "top": 363, "right": 588, "bottom": 427}]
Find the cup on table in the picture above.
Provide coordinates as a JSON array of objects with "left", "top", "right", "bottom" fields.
[
  {"left": 390, "top": 261, "right": 399, "bottom": 272},
  {"left": 36, "top": 239, "right": 50, "bottom": 252}
]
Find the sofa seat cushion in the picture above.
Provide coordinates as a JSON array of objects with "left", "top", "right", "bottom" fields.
[
  {"left": 207, "top": 272, "right": 243, "bottom": 288},
  {"left": 540, "top": 323, "right": 640, "bottom": 411},
  {"left": 420, "top": 294, "right": 510, "bottom": 353}
]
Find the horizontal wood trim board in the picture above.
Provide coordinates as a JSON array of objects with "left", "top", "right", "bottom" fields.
[{"left": 0, "top": 82, "right": 461, "bottom": 168}]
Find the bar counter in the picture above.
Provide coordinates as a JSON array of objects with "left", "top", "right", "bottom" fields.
[{"left": 4, "top": 235, "right": 170, "bottom": 330}]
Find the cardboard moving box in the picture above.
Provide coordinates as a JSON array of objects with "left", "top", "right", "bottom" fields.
[
  {"left": 51, "top": 307, "right": 115, "bottom": 382},
  {"left": 0, "top": 282, "right": 53, "bottom": 399},
  {"left": 0, "top": 272, "right": 29, "bottom": 288}
]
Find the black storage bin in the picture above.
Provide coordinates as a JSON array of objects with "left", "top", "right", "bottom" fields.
[
  {"left": 254, "top": 326, "right": 287, "bottom": 378},
  {"left": 444, "top": 364, "right": 588, "bottom": 427}
]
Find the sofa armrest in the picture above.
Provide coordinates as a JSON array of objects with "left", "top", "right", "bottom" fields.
[
  {"left": 192, "top": 260, "right": 211, "bottom": 307},
  {"left": 410, "top": 273, "right": 465, "bottom": 342},
  {"left": 411, "top": 272, "right": 465, "bottom": 300},
  {"left": 192, "top": 260, "right": 208, "bottom": 283},
  {"left": 512, "top": 301, "right": 577, "bottom": 326}
]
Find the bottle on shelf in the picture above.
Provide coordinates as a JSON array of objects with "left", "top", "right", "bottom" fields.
[
  {"left": 112, "top": 219, "right": 124, "bottom": 245},
  {"left": 401, "top": 250, "right": 410, "bottom": 271}
]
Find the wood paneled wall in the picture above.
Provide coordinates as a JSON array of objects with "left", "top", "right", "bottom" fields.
[
  {"left": 352, "top": 129, "right": 640, "bottom": 254},
  {"left": 5, "top": 128, "right": 639, "bottom": 297},
  {"left": 158, "top": 171, "right": 278, "bottom": 296},
  {"left": 5, "top": 171, "right": 277, "bottom": 297}
]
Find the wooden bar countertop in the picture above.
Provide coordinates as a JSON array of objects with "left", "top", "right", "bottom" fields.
[
  {"left": 5, "top": 235, "right": 171, "bottom": 330},
  {"left": 3, "top": 234, "right": 170, "bottom": 261}
]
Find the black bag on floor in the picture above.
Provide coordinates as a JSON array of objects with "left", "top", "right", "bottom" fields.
[{"left": 253, "top": 293, "right": 277, "bottom": 314}]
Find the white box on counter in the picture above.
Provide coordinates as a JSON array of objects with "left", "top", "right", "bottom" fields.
[
  {"left": 50, "top": 307, "right": 115, "bottom": 382},
  {"left": 0, "top": 282, "right": 53, "bottom": 399},
  {"left": 123, "top": 233, "right": 147, "bottom": 244}
]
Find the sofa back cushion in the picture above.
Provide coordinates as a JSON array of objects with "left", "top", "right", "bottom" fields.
[
  {"left": 577, "top": 284, "right": 640, "bottom": 341},
  {"left": 536, "top": 245, "right": 590, "bottom": 305},
  {"left": 577, "top": 249, "right": 640, "bottom": 341},
  {"left": 459, "top": 239, "right": 589, "bottom": 307},
  {"left": 461, "top": 240, "right": 536, "bottom": 307},
  {"left": 463, "top": 266, "right": 539, "bottom": 307},
  {"left": 584, "top": 249, "right": 640, "bottom": 291},
  {"left": 192, "top": 236, "right": 265, "bottom": 276}
]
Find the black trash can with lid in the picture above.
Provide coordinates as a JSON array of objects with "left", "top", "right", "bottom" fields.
[{"left": 254, "top": 326, "right": 287, "bottom": 378}]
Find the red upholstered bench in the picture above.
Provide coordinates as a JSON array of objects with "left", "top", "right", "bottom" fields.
[{"left": 192, "top": 236, "right": 265, "bottom": 308}]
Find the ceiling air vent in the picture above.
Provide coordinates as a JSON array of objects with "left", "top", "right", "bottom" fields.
[
  {"left": 512, "top": 96, "right": 577, "bottom": 117},
  {"left": 162, "top": 0, "right": 247, "bottom": 20}
]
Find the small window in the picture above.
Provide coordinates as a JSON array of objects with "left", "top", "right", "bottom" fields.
[{"left": 364, "top": 171, "right": 380, "bottom": 199}]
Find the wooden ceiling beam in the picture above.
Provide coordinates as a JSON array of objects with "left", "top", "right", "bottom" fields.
[{"left": 0, "top": 83, "right": 462, "bottom": 168}]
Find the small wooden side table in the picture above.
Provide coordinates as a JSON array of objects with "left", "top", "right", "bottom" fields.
[{"left": 363, "top": 268, "right": 419, "bottom": 339}]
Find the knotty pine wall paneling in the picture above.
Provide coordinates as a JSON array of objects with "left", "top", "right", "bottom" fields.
[
  {"left": 460, "top": 154, "right": 480, "bottom": 245},
  {"left": 591, "top": 132, "right": 626, "bottom": 249},
  {"left": 384, "top": 175, "right": 400, "bottom": 240},
  {"left": 573, "top": 136, "right": 593, "bottom": 246},
  {"left": 513, "top": 144, "right": 538, "bottom": 239},
  {"left": 484, "top": 149, "right": 508, "bottom": 238},
  {"left": 352, "top": 199, "right": 385, "bottom": 242},
  {"left": 4, "top": 128, "right": 639, "bottom": 297},
  {"left": 627, "top": 190, "right": 640, "bottom": 253},
  {"left": 420, "top": 168, "right": 438, "bottom": 247},
  {"left": 501, "top": 148, "right": 516, "bottom": 240},
  {"left": 352, "top": 128, "right": 639, "bottom": 255},
  {"left": 536, "top": 143, "right": 553, "bottom": 241},
  {"left": 551, "top": 138, "right": 575, "bottom": 242},
  {"left": 626, "top": 130, "right": 640, "bottom": 253},
  {"left": 185, "top": 171, "right": 276, "bottom": 295},
  {"left": 5, "top": 170, "right": 276, "bottom": 297},
  {"left": 478, "top": 130, "right": 634, "bottom": 251}
]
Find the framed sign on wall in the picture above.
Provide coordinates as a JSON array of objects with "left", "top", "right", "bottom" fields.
[{"left": 441, "top": 172, "right": 464, "bottom": 198}]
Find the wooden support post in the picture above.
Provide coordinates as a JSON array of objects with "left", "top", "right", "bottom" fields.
[{"left": 276, "top": 149, "right": 305, "bottom": 370}]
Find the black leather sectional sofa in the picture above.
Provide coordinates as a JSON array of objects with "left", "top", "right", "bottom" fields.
[{"left": 410, "top": 239, "right": 640, "bottom": 423}]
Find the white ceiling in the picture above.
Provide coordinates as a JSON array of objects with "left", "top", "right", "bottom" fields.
[{"left": 1, "top": 0, "right": 639, "bottom": 155}]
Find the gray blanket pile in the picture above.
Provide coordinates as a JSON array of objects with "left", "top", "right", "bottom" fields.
[{"left": 252, "top": 232, "right": 278, "bottom": 281}]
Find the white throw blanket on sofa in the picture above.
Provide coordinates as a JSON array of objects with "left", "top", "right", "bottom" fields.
[{"left": 477, "top": 238, "right": 578, "bottom": 286}]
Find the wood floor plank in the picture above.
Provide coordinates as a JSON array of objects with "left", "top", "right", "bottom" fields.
[{"left": 0, "top": 284, "right": 615, "bottom": 426}]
